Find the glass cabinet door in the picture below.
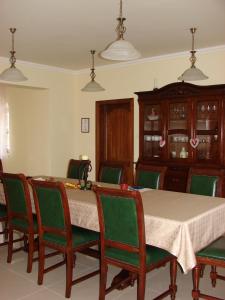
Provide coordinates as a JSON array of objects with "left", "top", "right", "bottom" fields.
[
  {"left": 168, "top": 102, "right": 188, "bottom": 130},
  {"left": 168, "top": 134, "right": 189, "bottom": 159},
  {"left": 167, "top": 101, "right": 190, "bottom": 160},
  {"left": 144, "top": 104, "right": 161, "bottom": 131},
  {"left": 195, "top": 100, "right": 220, "bottom": 162},
  {"left": 143, "top": 104, "right": 163, "bottom": 159}
]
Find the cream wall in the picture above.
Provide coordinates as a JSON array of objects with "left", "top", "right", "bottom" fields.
[
  {"left": 0, "top": 62, "right": 77, "bottom": 176},
  {"left": 4, "top": 86, "right": 50, "bottom": 175},
  {"left": 76, "top": 48, "right": 225, "bottom": 180},
  {"left": 0, "top": 48, "right": 225, "bottom": 179}
]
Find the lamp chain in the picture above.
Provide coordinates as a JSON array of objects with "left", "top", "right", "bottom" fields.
[
  {"left": 116, "top": 0, "right": 126, "bottom": 40},
  {"left": 9, "top": 28, "right": 17, "bottom": 67},
  {"left": 90, "top": 50, "right": 96, "bottom": 81},
  {"left": 189, "top": 27, "right": 197, "bottom": 67}
]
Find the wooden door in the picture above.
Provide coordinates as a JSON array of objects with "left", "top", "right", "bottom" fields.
[{"left": 96, "top": 98, "right": 134, "bottom": 184}]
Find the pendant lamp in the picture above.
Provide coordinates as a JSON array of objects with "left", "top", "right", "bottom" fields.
[
  {"left": 0, "top": 28, "right": 27, "bottom": 82},
  {"left": 81, "top": 50, "right": 105, "bottom": 92},
  {"left": 178, "top": 28, "right": 208, "bottom": 81},
  {"left": 100, "top": 0, "right": 141, "bottom": 61}
]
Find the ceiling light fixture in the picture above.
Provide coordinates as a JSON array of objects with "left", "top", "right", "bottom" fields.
[
  {"left": 178, "top": 27, "right": 208, "bottom": 81},
  {"left": 81, "top": 50, "right": 105, "bottom": 92},
  {"left": 0, "top": 28, "right": 27, "bottom": 82},
  {"left": 100, "top": 0, "right": 141, "bottom": 61}
]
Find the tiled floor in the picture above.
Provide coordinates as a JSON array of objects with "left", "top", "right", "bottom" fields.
[{"left": 0, "top": 245, "right": 224, "bottom": 300}]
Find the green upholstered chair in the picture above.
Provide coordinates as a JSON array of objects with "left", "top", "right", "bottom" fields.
[
  {"left": 98, "top": 162, "right": 125, "bottom": 184},
  {"left": 0, "top": 203, "right": 8, "bottom": 246},
  {"left": 94, "top": 186, "right": 177, "bottom": 300},
  {"left": 1, "top": 173, "right": 38, "bottom": 272},
  {"left": 187, "top": 167, "right": 225, "bottom": 283},
  {"left": 186, "top": 168, "right": 224, "bottom": 197},
  {"left": 31, "top": 179, "right": 99, "bottom": 298},
  {"left": 135, "top": 164, "right": 167, "bottom": 189},
  {"left": 67, "top": 159, "right": 91, "bottom": 181},
  {"left": 192, "top": 236, "right": 225, "bottom": 300}
]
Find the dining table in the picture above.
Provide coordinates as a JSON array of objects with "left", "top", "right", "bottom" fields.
[{"left": 1, "top": 176, "right": 225, "bottom": 275}]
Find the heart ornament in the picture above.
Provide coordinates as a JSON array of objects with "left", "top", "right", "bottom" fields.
[
  {"left": 190, "top": 138, "right": 199, "bottom": 148},
  {"left": 159, "top": 139, "right": 166, "bottom": 148}
]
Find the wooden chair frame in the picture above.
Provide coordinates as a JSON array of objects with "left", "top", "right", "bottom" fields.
[
  {"left": 135, "top": 163, "right": 167, "bottom": 189},
  {"left": 192, "top": 257, "right": 225, "bottom": 300},
  {"left": 186, "top": 167, "right": 225, "bottom": 197},
  {"left": 94, "top": 186, "right": 177, "bottom": 300},
  {"left": 2, "top": 173, "right": 38, "bottom": 272},
  {"left": 0, "top": 210, "right": 8, "bottom": 246},
  {"left": 98, "top": 161, "right": 125, "bottom": 184},
  {"left": 31, "top": 180, "right": 99, "bottom": 298}
]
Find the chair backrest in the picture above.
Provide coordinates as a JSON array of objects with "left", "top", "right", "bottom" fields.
[
  {"left": 94, "top": 186, "right": 146, "bottom": 265},
  {"left": 98, "top": 161, "right": 125, "bottom": 184},
  {"left": 186, "top": 167, "right": 224, "bottom": 197},
  {"left": 31, "top": 180, "right": 72, "bottom": 245},
  {"left": 67, "top": 159, "right": 91, "bottom": 180},
  {"left": 2, "top": 173, "right": 34, "bottom": 228},
  {"left": 135, "top": 164, "right": 167, "bottom": 189}
]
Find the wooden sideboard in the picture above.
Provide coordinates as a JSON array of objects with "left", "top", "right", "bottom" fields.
[{"left": 135, "top": 82, "right": 225, "bottom": 193}]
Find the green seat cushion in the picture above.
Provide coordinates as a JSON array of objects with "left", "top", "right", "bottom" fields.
[
  {"left": 100, "top": 167, "right": 122, "bottom": 184},
  {"left": 197, "top": 237, "right": 225, "bottom": 261},
  {"left": 43, "top": 225, "right": 99, "bottom": 248},
  {"left": 11, "top": 214, "right": 38, "bottom": 232},
  {"left": 190, "top": 175, "right": 218, "bottom": 196},
  {"left": 105, "top": 245, "right": 172, "bottom": 267},
  {"left": 137, "top": 171, "right": 160, "bottom": 189},
  {"left": 0, "top": 204, "right": 7, "bottom": 218}
]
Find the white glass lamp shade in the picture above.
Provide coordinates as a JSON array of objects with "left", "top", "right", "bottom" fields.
[
  {"left": 178, "top": 66, "right": 208, "bottom": 81},
  {"left": 100, "top": 39, "right": 141, "bottom": 61},
  {"left": 81, "top": 80, "right": 105, "bottom": 92},
  {"left": 0, "top": 66, "right": 27, "bottom": 82}
]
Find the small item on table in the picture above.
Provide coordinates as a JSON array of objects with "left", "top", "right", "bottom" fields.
[
  {"left": 86, "top": 180, "right": 92, "bottom": 190},
  {"left": 64, "top": 182, "right": 78, "bottom": 189},
  {"left": 80, "top": 180, "right": 86, "bottom": 190},
  {"left": 120, "top": 183, "right": 129, "bottom": 191},
  {"left": 79, "top": 154, "right": 89, "bottom": 160}
]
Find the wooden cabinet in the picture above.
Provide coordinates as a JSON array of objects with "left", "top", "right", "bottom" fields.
[{"left": 135, "top": 82, "right": 225, "bottom": 192}]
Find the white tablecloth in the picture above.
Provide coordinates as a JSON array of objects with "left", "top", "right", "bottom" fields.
[{"left": 1, "top": 178, "right": 225, "bottom": 273}]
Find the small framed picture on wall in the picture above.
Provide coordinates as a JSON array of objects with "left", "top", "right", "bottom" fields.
[{"left": 81, "top": 118, "right": 90, "bottom": 133}]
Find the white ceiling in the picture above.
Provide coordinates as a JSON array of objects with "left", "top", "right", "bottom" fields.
[{"left": 0, "top": 0, "right": 224, "bottom": 71}]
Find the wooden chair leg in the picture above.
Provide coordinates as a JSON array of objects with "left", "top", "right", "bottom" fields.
[
  {"left": 137, "top": 272, "right": 146, "bottom": 300},
  {"left": 4, "top": 221, "right": 8, "bottom": 240},
  {"left": 27, "top": 233, "right": 34, "bottom": 273},
  {"left": 38, "top": 243, "right": 45, "bottom": 285},
  {"left": 7, "top": 228, "right": 13, "bottom": 263},
  {"left": 170, "top": 259, "right": 177, "bottom": 300},
  {"left": 65, "top": 251, "right": 73, "bottom": 298},
  {"left": 210, "top": 266, "right": 217, "bottom": 287},
  {"left": 192, "top": 264, "right": 201, "bottom": 300},
  {"left": 200, "top": 264, "right": 205, "bottom": 277},
  {"left": 99, "top": 261, "right": 107, "bottom": 300}
]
